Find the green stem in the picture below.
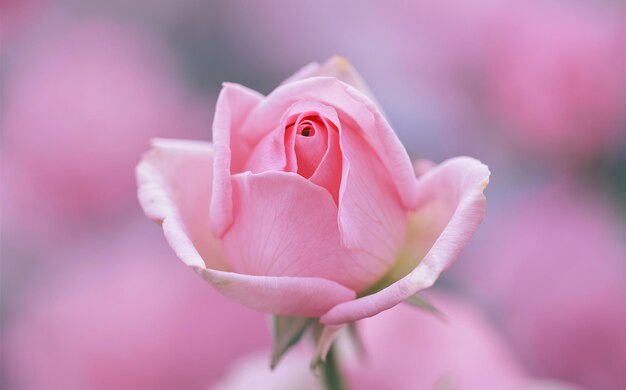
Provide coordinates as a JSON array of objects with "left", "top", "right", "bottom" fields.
[{"left": 321, "top": 345, "right": 345, "bottom": 390}]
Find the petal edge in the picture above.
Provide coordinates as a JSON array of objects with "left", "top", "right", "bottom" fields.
[{"left": 321, "top": 157, "right": 490, "bottom": 325}]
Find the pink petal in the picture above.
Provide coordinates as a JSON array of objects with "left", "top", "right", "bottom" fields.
[
  {"left": 285, "top": 100, "right": 343, "bottom": 201},
  {"left": 243, "top": 99, "right": 342, "bottom": 198},
  {"left": 339, "top": 83, "right": 417, "bottom": 209},
  {"left": 194, "top": 268, "right": 355, "bottom": 317},
  {"left": 338, "top": 123, "right": 408, "bottom": 275},
  {"left": 136, "top": 138, "right": 228, "bottom": 271},
  {"left": 221, "top": 171, "right": 377, "bottom": 292},
  {"left": 309, "top": 116, "right": 342, "bottom": 204},
  {"left": 137, "top": 139, "right": 355, "bottom": 317},
  {"left": 293, "top": 115, "right": 328, "bottom": 178},
  {"left": 237, "top": 77, "right": 417, "bottom": 210},
  {"left": 243, "top": 126, "right": 288, "bottom": 173},
  {"left": 281, "top": 56, "right": 377, "bottom": 101},
  {"left": 210, "top": 83, "right": 264, "bottom": 237},
  {"left": 321, "top": 157, "right": 490, "bottom": 325}
]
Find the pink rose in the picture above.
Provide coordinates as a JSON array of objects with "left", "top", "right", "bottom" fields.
[{"left": 137, "top": 57, "right": 489, "bottom": 326}]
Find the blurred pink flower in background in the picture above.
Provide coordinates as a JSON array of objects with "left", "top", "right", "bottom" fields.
[
  {"left": 212, "top": 349, "right": 321, "bottom": 390},
  {"left": 373, "top": 0, "right": 625, "bottom": 162},
  {"left": 3, "top": 225, "right": 270, "bottom": 390},
  {"left": 345, "top": 293, "right": 528, "bottom": 389},
  {"left": 453, "top": 180, "right": 626, "bottom": 390},
  {"left": 483, "top": 0, "right": 624, "bottom": 161},
  {"left": 216, "top": 0, "right": 625, "bottom": 163},
  {"left": 0, "top": 0, "right": 46, "bottom": 48},
  {"left": 203, "top": 1, "right": 476, "bottom": 157},
  {"left": 212, "top": 292, "right": 583, "bottom": 389},
  {"left": 1, "top": 18, "right": 211, "bottom": 244}
]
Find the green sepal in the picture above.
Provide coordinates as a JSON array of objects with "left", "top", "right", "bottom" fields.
[
  {"left": 405, "top": 293, "right": 448, "bottom": 322},
  {"left": 309, "top": 324, "right": 346, "bottom": 390},
  {"left": 270, "top": 316, "right": 315, "bottom": 370}
]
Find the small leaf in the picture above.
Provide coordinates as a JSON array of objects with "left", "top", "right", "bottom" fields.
[
  {"left": 270, "top": 316, "right": 315, "bottom": 369},
  {"left": 405, "top": 294, "right": 448, "bottom": 322}
]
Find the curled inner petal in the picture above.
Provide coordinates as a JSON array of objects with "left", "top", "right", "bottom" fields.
[
  {"left": 243, "top": 100, "right": 343, "bottom": 202},
  {"left": 286, "top": 114, "right": 329, "bottom": 179}
]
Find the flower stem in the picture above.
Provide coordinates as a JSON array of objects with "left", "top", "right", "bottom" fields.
[{"left": 321, "top": 345, "right": 345, "bottom": 390}]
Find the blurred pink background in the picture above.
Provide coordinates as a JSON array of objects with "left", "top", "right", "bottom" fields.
[{"left": 1, "top": 0, "right": 624, "bottom": 389}]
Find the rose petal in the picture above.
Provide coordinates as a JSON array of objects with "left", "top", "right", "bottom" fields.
[
  {"left": 136, "top": 138, "right": 228, "bottom": 270},
  {"left": 222, "top": 171, "right": 378, "bottom": 292},
  {"left": 244, "top": 99, "right": 343, "bottom": 199},
  {"left": 193, "top": 267, "right": 355, "bottom": 317},
  {"left": 211, "top": 83, "right": 264, "bottom": 237},
  {"left": 281, "top": 56, "right": 376, "bottom": 101},
  {"left": 340, "top": 83, "right": 417, "bottom": 209},
  {"left": 293, "top": 116, "right": 328, "bottom": 178},
  {"left": 321, "top": 157, "right": 490, "bottom": 325},
  {"left": 285, "top": 100, "right": 343, "bottom": 200},
  {"left": 309, "top": 117, "right": 342, "bottom": 204},
  {"left": 137, "top": 139, "right": 355, "bottom": 317},
  {"left": 237, "top": 77, "right": 417, "bottom": 210},
  {"left": 243, "top": 125, "right": 288, "bottom": 173},
  {"left": 338, "top": 124, "right": 408, "bottom": 274}
]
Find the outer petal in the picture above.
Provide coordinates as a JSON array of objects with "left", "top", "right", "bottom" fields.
[
  {"left": 137, "top": 139, "right": 228, "bottom": 270},
  {"left": 222, "top": 170, "right": 376, "bottom": 292},
  {"left": 321, "top": 157, "right": 490, "bottom": 325},
  {"left": 238, "top": 77, "right": 417, "bottom": 210},
  {"left": 281, "top": 56, "right": 377, "bottom": 101},
  {"left": 194, "top": 268, "right": 355, "bottom": 317},
  {"left": 136, "top": 139, "right": 356, "bottom": 317},
  {"left": 338, "top": 83, "right": 417, "bottom": 209},
  {"left": 210, "top": 83, "right": 264, "bottom": 237}
]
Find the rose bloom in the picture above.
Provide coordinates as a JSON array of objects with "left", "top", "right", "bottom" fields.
[{"left": 137, "top": 57, "right": 489, "bottom": 327}]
